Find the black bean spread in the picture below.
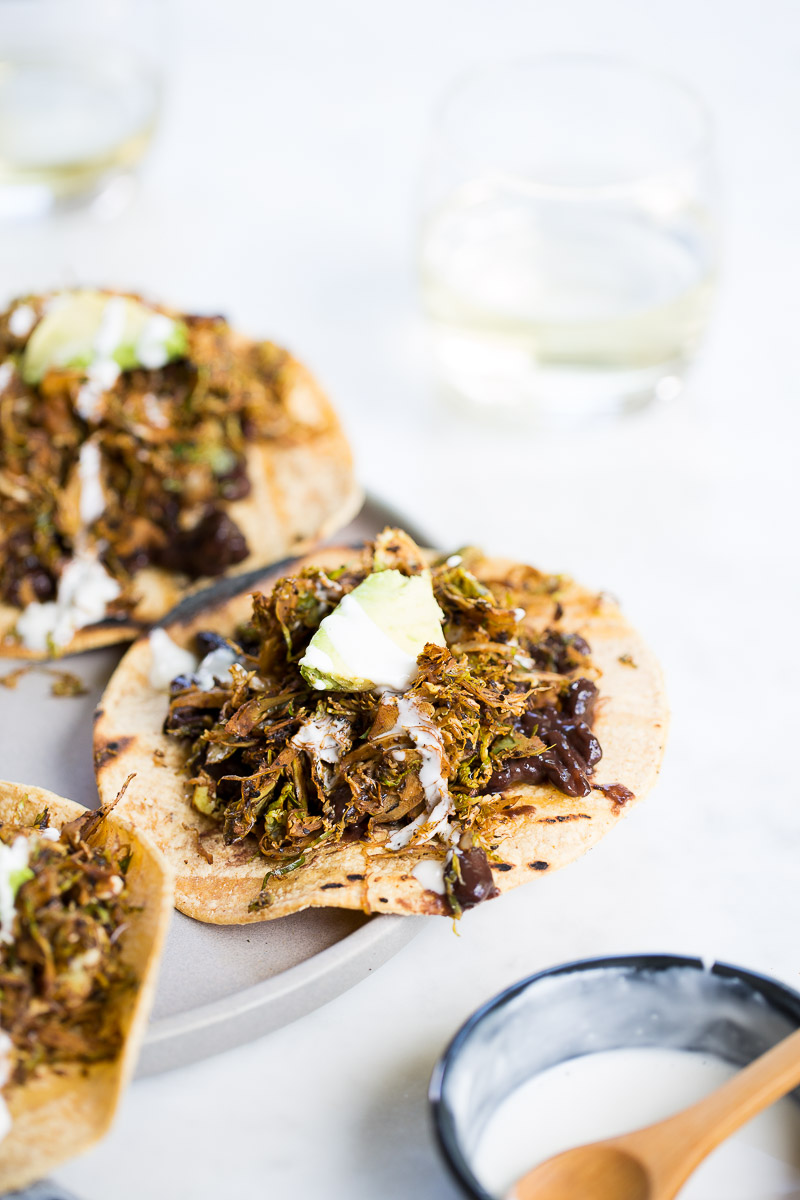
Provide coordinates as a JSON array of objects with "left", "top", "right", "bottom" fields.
[{"left": 486, "top": 678, "right": 601, "bottom": 798}]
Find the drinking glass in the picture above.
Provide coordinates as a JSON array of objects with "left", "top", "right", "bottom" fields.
[
  {"left": 0, "top": 0, "right": 167, "bottom": 218},
  {"left": 417, "top": 56, "right": 718, "bottom": 424}
]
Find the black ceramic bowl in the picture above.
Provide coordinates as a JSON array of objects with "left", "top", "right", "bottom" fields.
[{"left": 429, "top": 954, "right": 800, "bottom": 1199}]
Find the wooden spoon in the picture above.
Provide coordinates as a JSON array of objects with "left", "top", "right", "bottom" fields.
[{"left": 513, "top": 1026, "right": 800, "bottom": 1200}]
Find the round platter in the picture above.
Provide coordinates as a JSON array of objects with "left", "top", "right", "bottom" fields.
[{"left": 0, "top": 496, "right": 427, "bottom": 1076}]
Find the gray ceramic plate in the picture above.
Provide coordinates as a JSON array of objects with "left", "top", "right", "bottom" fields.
[{"left": 0, "top": 496, "right": 428, "bottom": 1075}]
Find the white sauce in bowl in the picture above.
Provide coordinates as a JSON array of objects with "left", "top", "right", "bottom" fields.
[{"left": 473, "top": 1047, "right": 800, "bottom": 1199}]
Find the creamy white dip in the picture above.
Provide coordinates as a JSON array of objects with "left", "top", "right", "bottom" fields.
[{"left": 474, "top": 1047, "right": 800, "bottom": 1199}]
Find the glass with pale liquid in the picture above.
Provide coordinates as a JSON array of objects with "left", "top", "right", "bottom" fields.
[
  {"left": 418, "top": 57, "right": 718, "bottom": 424},
  {"left": 0, "top": 0, "right": 166, "bottom": 218}
]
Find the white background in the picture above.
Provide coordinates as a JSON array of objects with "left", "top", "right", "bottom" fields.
[{"left": 2, "top": 0, "right": 798, "bottom": 1196}]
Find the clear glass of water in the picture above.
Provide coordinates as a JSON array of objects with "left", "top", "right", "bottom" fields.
[
  {"left": 417, "top": 56, "right": 718, "bottom": 424},
  {"left": 0, "top": 0, "right": 166, "bottom": 219}
]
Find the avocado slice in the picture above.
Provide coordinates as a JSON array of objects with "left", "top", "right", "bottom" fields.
[
  {"left": 9, "top": 865, "right": 33, "bottom": 894},
  {"left": 22, "top": 291, "right": 188, "bottom": 385},
  {"left": 299, "top": 570, "right": 445, "bottom": 692}
]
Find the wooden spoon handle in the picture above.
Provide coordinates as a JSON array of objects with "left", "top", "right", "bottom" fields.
[{"left": 628, "top": 1026, "right": 800, "bottom": 1194}]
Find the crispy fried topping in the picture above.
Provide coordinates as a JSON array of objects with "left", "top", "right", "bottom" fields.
[
  {"left": 0, "top": 803, "right": 134, "bottom": 1087},
  {"left": 164, "top": 530, "right": 605, "bottom": 912},
  {"left": 0, "top": 292, "right": 324, "bottom": 616}
]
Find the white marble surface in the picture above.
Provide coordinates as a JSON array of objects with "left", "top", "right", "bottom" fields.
[{"left": 1, "top": 0, "right": 798, "bottom": 1195}]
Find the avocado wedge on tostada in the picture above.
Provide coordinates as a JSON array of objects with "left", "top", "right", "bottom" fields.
[
  {"left": 93, "top": 528, "right": 667, "bottom": 923},
  {"left": 0, "top": 289, "right": 361, "bottom": 659}
]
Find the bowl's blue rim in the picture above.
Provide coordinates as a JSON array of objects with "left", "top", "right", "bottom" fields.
[{"left": 429, "top": 953, "right": 800, "bottom": 1200}]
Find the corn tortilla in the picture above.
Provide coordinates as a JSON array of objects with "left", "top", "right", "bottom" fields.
[
  {"left": 0, "top": 348, "right": 361, "bottom": 660},
  {"left": 94, "top": 544, "right": 668, "bottom": 924},
  {"left": 0, "top": 782, "right": 172, "bottom": 1191}
]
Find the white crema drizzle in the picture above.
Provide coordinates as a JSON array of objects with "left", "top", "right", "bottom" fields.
[
  {"left": 75, "top": 296, "right": 127, "bottom": 422},
  {"left": 136, "top": 313, "right": 175, "bottom": 369},
  {"left": 384, "top": 696, "right": 455, "bottom": 850},
  {"left": 412, "top": 858, "right": 446, "bottom": 894},
  {"left": 147, "top": 629, "right": 239, "bottom": 692},
  {"left": 291, "top": 714, "right": 352, "bottom": 787},
  {"left": 16, "top": 556, "right": 121, "bottom": 652},
  {"left": 77, "top": 440, "right": 105, "bottom": 526},
  {"left": 8, "top": 304, "right": 35, "bottom": 338},
  {"left": 17, "top": 427, "right": 119, "bottom": 651},
  {"left": 0, "top": 837, "right": 29, "bottom": 945}
]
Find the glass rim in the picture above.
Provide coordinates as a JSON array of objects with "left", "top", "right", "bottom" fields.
[{"left": 430, "top": 52, "right": 715, "bottom": 198}]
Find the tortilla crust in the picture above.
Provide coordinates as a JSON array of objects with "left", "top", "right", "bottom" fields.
[
  {"left": 0, "top": 782, "right": 173, "bottom": 1191},
  {"left": 0, "top": 350, "right": 362, "bottom": 660},
  {"left": 94, "top": 547, "right": 668, "bottom": 923}
]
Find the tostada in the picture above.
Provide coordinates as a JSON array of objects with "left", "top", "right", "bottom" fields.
[
  {"left": 0, "top": 781, "right": 171, "bottom": 1191},
  {"left": 0, "top": 289, "right": 360, "bottom": 658},
  {"left": 93, "top": 528, "right": 667, "bottom": 922}
]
